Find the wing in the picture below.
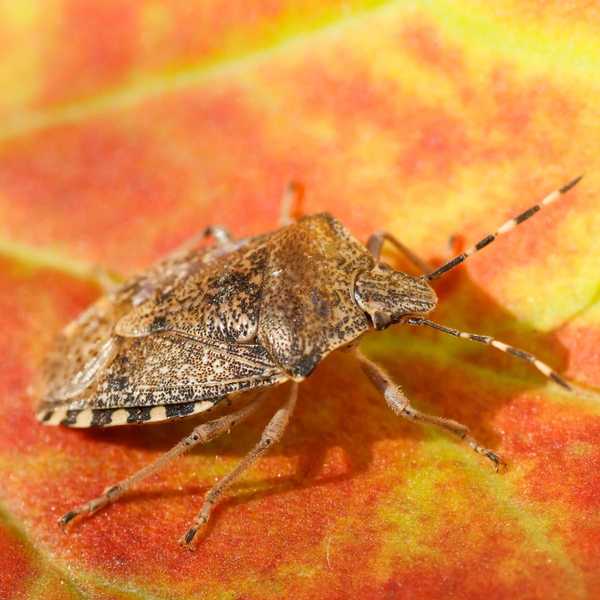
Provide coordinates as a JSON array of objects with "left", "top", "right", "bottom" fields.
[
  {"left": 36, "top": 234, "right": 286, "bottom": 428},
  {"left": 38, "top": 333, "right": 285, "bottom": 428},
  {"left": 38, "top": 242, "right": 211, "bottom": 403}
]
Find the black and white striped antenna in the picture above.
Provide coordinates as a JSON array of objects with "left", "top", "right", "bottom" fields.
[{"left": 426, "top": 176, "right": 583, "bottom": 281}]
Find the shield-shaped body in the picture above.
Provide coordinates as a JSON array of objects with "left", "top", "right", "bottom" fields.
[{"left": 37, "top": 213, "right": 375, "bottom": 428}]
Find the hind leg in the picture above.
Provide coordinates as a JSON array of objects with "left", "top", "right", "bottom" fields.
[
  {"left": 181, "top": 382, "right": 298, "bottom": 548},
  {"left": 58, "top": 396, "right": 267, "bottom": 529}
]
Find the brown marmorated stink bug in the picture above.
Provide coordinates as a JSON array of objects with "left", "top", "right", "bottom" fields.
[{"left": 36, "top": 176, "right": 581, "bottom": 549}]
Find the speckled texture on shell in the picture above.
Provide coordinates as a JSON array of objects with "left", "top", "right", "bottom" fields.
[{"left": 37, "top": 213, "right": 376, "bottom": 426}]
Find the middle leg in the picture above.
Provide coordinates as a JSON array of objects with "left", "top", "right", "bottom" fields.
[{"left": 355, "top": 349, "right": 503, "bottom": 470}]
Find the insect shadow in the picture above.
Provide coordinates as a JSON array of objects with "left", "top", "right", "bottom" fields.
[{"left": 77, "top": 257, "right": 570, "bottom": 523}]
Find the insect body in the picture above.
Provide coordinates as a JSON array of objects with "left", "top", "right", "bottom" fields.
[{"left": 36, "top": 178, "right": 581, "bottom": 548}]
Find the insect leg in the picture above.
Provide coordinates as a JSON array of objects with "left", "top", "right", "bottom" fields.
[
  {"left": 58, "top": 396, "right": 266, "bottom": 529},
  {"left": 201, "top": 225, "right": 233, "bottom": 246},
  {"left": 355, "top": 350, "right": 504, "bottom": 470},
  {"left": 405, "top": 317, "right": 571, "bottom": 390},
  {"left": 366, "top": 231, "right": 433, "bottom": 274},
  {"left": 180, "top": 382, "right": 298, "bottom": 549},
  {"left": 279, "top": 181, "right": 304, "bottom": 226},
  {"left": 170, "top": 225, "right": 233, "bottom": 256}
]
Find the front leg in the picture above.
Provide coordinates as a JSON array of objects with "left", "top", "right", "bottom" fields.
[
  {"left": 355, "top": 349, "right": 504, "bottom": 471},
  {"left": 366, "top": 231, "right": 432, "bottom": 275}
]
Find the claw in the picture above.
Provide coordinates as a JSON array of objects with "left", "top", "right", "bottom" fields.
[
  {"left": 58, "top": 510, "right": 79, "bottom": 529},
  {"left": 183, "top": 527, "right": 197, "bottom": 546},
  {"left": 179, "top": 515, "right": 209, "bottom": 550},
  {"left": 485, "top": 450, "right": 506, "bottom": 473},
  {"left": 57, "top": 496, "right": 109, "bottom": 531},
  {"left": 179, "top": 526, "right": 201, "bottom": 550}
]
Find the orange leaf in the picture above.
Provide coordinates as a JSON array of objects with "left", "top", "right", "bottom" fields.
[{"left": 1, "top": 2, "right": 599, "bottom": 598}]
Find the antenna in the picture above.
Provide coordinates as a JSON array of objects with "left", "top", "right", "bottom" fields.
[{"left": 426, "top": 176, "right": 582, "bottom": 281}]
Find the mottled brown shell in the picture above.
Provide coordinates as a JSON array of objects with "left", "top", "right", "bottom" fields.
[{"left": 36, "top": 213, "right": 376, "bottom": 428}]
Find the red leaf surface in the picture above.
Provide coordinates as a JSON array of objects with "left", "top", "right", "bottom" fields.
[{"left": 1, "top": 2, "right": 599, "bottom": 599}]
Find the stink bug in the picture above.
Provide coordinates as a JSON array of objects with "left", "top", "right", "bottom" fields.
[{"left": 36, "top": 176, "right": 581, "bottom": 549}]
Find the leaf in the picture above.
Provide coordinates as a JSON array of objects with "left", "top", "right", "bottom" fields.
[{"left": 1, "top": 1, "right": 600, "bottom": 599}]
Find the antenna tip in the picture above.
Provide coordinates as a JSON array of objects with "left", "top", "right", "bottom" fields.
[
  {"left": 559, "top": 175, "right": 583, "bottom": 194},
  {"left": 551, "top": 372, "right": 573, "bottom": 392}
]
